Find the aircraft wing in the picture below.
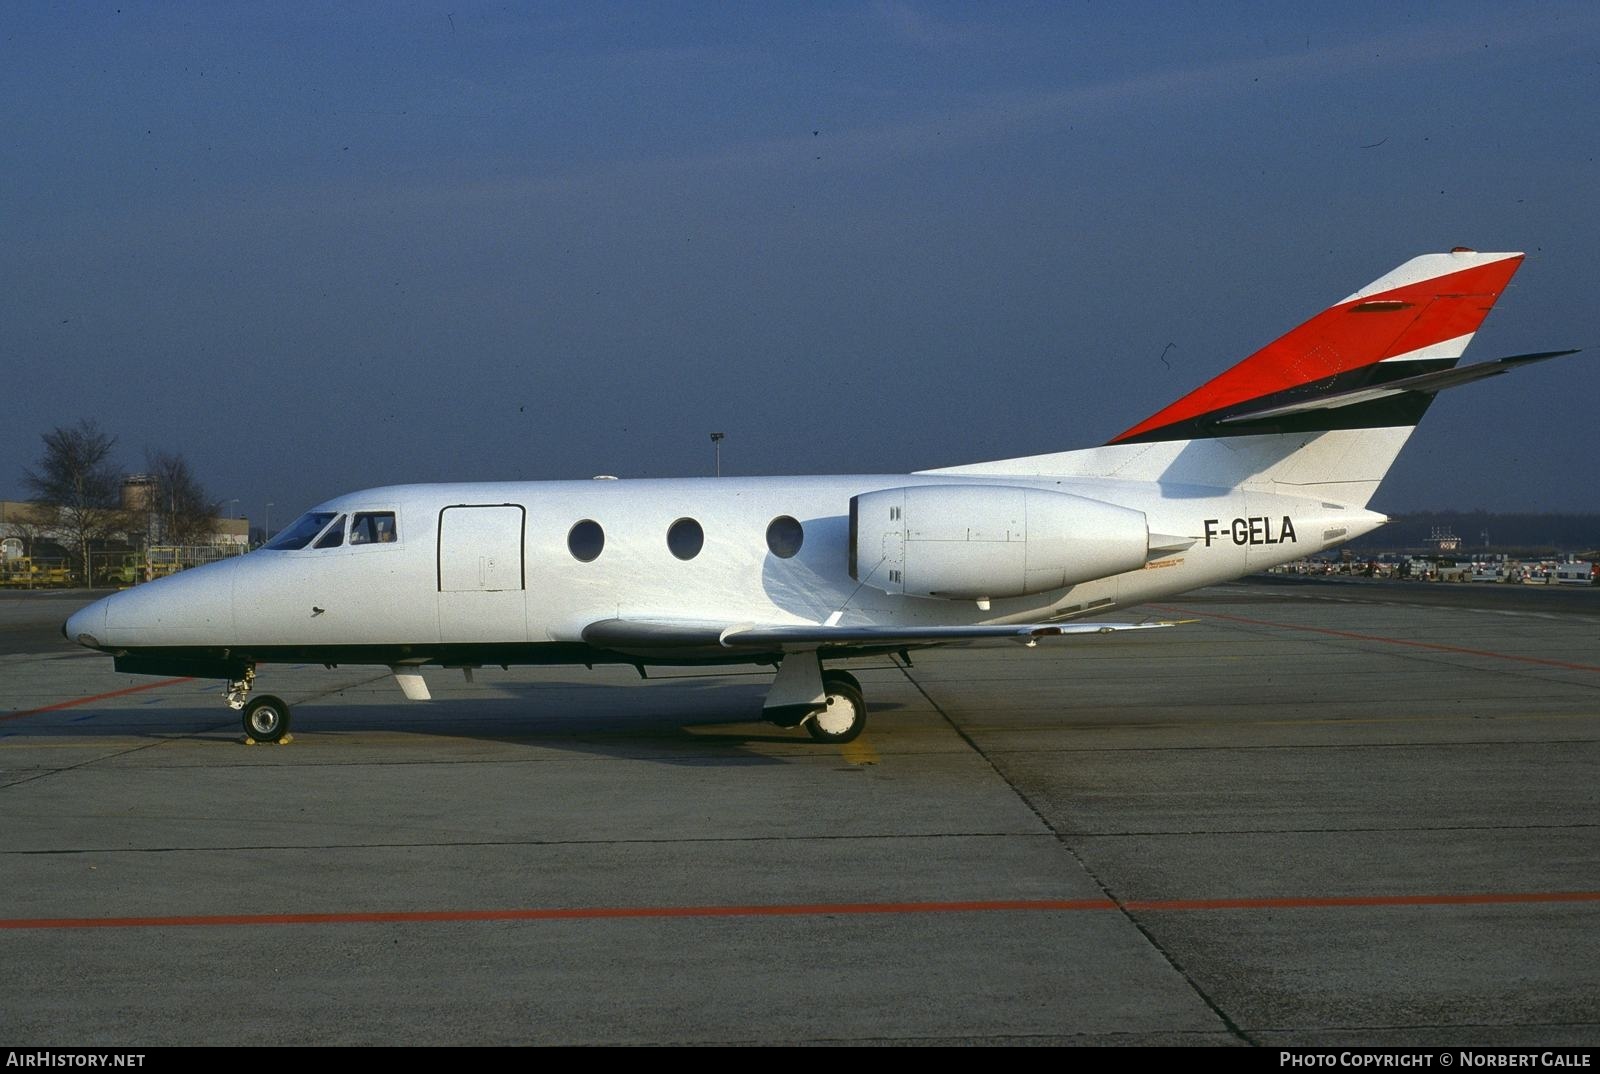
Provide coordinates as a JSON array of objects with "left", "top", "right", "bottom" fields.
[{"left": 580, "top": 617, "right": 1183, "bottom": 656}]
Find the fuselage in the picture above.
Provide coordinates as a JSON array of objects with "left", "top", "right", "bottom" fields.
[{"left": 64, "top": 471, "right": 1382, "bottom": 672}]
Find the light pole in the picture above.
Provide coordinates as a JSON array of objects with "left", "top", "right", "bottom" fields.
[
  {"left": 709, "top": 432, "right": 725, "bottom": 477},
  {"left": 266, "top": 503, "right": 274, "bottom": 545}
]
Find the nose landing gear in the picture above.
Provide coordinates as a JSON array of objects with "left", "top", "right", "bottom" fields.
[
  {"left": 224, "top": 666, "right": 256, "bottom": 711},
  {"left": 226, "top": 665, "right": 292, "bottom": 743},
  {"left": 243, "top": 694, "right": 292, "bottom": 743}
]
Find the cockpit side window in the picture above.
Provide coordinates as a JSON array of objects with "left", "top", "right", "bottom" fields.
[
  {"left": 264, "top": 511, "right": 339, "bottom": 551},
  {"left": 314, "top": 514, "right": 347, "bottom": 549},
  {"left": 349, "top": 512, "right": 399, "bottom": 545}
]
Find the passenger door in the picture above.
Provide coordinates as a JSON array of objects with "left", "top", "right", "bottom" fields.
[{"left": 437, "top": 504, "right": 529, "bottom": 642}]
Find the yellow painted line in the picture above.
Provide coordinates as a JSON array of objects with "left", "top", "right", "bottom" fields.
[{"left": 842, "top": 736, "right": 879, "bottom": 765}]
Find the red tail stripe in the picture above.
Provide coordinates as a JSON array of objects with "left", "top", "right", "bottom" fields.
[{"left": 1111, "top": 256, "right": 1523, "bottom": 443}]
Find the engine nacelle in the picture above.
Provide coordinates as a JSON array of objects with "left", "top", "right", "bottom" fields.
[{"left": 849, "top": 484, "right": 1151, "bottom": 600}]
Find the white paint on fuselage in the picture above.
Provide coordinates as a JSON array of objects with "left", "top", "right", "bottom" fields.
[{"left": 79, "top": 472, "right": 1384, "bottom": 655}]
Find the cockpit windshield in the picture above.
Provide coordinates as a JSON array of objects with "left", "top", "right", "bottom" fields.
[
  {"left": 264, "top": 511, "right": 339, "bottom": 551},
  {"left": 313, "top": 514, "right": 347, "bottom": 549}
]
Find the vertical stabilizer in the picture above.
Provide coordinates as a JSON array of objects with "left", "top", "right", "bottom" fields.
[
  {"left": 923, "top": 250, "right": 1527, "bottom": 506},
  {"left": 1111, "top": 250, "right": 1523, "bottom": 444}
]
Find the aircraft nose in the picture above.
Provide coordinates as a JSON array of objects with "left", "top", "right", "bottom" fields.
[{"left": 64, "top": 598, "right": 110, "bottom": 650}]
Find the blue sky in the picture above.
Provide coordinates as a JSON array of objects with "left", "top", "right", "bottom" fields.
[{"left": 3, "top": 2, "right": 1597, "bottom": 526}]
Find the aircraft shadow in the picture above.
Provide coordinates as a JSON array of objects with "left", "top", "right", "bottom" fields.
[{"left": 4, "top": 677, "right": 906, "bottom": 769}]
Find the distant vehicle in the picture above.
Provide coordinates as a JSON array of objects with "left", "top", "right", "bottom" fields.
[
  {"left": 63, "top": 249, "right": 1581, "bottom": 744},
  {"left": 0, "top": 557, "right": 71, "bottom": 589},
  {"left": 1554, "top": 563, "right": 1596, "bottom": 585}
]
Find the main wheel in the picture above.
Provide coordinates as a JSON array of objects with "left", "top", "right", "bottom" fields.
[
  {"left": 823, "top": 669, "right": 860, "bottom": 694},
  {"left": 243, "top": 694, "right": 292, "bottom": 743},
  {"left": 807, "top": 671, "right": 866, "bottom": 744}
]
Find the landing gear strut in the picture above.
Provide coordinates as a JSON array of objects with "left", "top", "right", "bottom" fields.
[
  {"left": 226, "top": 665, "right": 291, "bottom": 743},
  {"left": 224, "top": 666, "right": 256, "bottom": 711}
]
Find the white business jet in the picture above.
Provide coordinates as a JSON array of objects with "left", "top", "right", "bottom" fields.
[{"left": 63, "top": 249, "right": 1575, "bottom": 744}]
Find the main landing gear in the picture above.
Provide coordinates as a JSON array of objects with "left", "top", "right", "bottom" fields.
[
  {"left": 762, "top": 653, "right": 868, "bottom": 744},
  {"left": 226, "top": 665, "right": 292, "bottom": 743},
  {"left": 808, "top": 670, "right": 865, "bottom": 745}
]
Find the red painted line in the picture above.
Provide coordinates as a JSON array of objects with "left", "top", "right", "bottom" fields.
[
  {"left": 3, "top": 892, "right": 1598, "bottom": 931},
  {"left": 1154, "top": 606, "right": 1600, "bottom": 673},
  {"left": 0, "top": 899, "right": 1113, "bottom": 930},
  {"left": 2, "top": 677, "right": 194, "bottom": 722}
]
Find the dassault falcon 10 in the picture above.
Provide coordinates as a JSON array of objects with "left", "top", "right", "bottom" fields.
[{"left": 64, "top": 249, "right": 1576, "bottom": 744}]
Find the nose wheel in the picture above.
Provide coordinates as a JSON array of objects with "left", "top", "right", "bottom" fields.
[{"left": 243, "top": 695, "right": 292, "bottom": 743}]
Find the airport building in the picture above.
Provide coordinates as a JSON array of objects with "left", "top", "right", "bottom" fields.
[{"left": 0, "top": 480, "right": 249, "bottom": 588}]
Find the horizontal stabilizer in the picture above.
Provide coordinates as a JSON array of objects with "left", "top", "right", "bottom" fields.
[{"left": 1217, "top": 350, "right": 1580, "bottom": 425}]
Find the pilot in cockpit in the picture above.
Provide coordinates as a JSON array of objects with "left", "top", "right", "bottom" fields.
[{"left": 350, "top": 512, "right": 398, "bottom": 545}]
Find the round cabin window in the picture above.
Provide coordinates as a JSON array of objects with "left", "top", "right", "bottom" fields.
[
  {"left": 667, "top": 517, "right": 704, "bottom": 561},
  {"left": 567, "top": 519, "right": 605, "bottom": 562},
  {"left": 765, "top": 515, "right": 804, "bottom": 558}
]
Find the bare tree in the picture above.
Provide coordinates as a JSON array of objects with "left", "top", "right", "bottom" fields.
[
  {"left": 146, "top": 451, "right": 219, "bottom": 546},
  {"left": 23, "top": 420, "right": 125, "bottom": 586}
]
